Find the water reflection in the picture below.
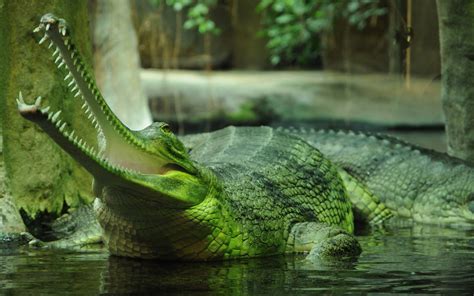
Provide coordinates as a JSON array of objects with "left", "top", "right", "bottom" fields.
[{"left": 1, "top": 223, "right": 473, "bottom": 294}]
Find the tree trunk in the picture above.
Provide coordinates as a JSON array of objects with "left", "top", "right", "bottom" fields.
[
  {"left": 436, "top": 0, "right": 474, "bottom": 161},
  {"left": 388, "top": 0, "right": 403, "bottom": 74},
  {"left": 0, "top": 0, "right": 96, "bottom": 219},
  {"left": 92, "top": 0, "right": 153, "bottom": 130}
]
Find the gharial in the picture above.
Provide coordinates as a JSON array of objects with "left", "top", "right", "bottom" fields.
[{"left": 11, "top": 13, "right": 474, "bottom": 260}]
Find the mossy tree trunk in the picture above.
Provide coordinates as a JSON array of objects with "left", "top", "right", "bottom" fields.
[
  {"left": 436, "top": 0, "right": 474, "bottom": 162},
  {"left": 0, "top": 1, "right": 96, "bottom": 219}
]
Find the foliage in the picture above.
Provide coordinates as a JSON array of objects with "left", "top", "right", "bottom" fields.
[
  {"left": 257, "top": 0, "right": 387, "bottom": 66},
  {"left": 150, "top": 0, "right": 220, "bottom": 35},
  {"left": 149, "top": 0, "right": 386, "bottom": 66}
]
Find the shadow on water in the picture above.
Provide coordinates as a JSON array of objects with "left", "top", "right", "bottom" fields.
[{"left": 1, "top": 223, "right": 473, "bottom": 294}]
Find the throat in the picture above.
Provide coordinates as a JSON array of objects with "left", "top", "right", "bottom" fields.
[{"left": 94, "top": 189, "right": 216, "bottom": 259}]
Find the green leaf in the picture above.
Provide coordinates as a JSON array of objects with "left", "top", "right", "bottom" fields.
[
  {"left": 270, "top": 55, "right": 281, "bottom": 65},
  {"left": 275, "top": 14, "right": 294, "bottom": 24},
  {"left": 173, "top": 2, "right": 183, "bottom": 11},
  {"left": 183, "top": 19, "right": 196, "bottom": 29}
]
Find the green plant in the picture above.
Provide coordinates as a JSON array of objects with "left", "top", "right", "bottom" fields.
[
  {"left": 149, "top": 0, "right": 386, "bottom": 67},
  {"left": 257, "top": 0, "right": 387, "bottom": 66},
  {"left": 151, "top": 0, "right": 221, "bottom": 35}
]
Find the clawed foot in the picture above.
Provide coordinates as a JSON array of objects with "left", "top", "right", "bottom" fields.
[{"left": 289, "top": 222, "right": 361, "bottom": 262}]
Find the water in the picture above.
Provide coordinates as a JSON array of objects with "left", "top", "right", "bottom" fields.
[{"left": 1, "top": 223, "right": 473, "bottom": 295}]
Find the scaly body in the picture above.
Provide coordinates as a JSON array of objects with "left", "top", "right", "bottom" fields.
[
  {"left": 286, "top": 129, "right": 474, "bottom": 228},
  {"left": 94, "top": 126, "right": 354, "bottom": 259}
]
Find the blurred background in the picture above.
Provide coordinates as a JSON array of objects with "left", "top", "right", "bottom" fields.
[{"left": 102, "top": 0, "right": 444, "bottom": 151}]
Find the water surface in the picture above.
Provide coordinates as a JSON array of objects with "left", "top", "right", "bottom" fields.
[{"left": 1, "top": 223, "right": 473, "bottom": 294}]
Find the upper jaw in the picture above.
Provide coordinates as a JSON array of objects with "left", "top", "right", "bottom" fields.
[{"left": 30, "top": 14, "right": 168, "bottom": 175}]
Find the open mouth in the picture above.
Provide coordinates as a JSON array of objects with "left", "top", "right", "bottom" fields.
[
  {"left": 18, "top": 14, "right": 173, "bottom": 180},
  {"left": 17, "top": 13, "right": 208, "bottom": 207}
]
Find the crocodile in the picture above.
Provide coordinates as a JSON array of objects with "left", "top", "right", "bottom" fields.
[
  {"left": 8, "top": 13, "right": 474, "bottom": 258},
  {"left": 13, "top": 13, "right": 389, "bottom": 260}
]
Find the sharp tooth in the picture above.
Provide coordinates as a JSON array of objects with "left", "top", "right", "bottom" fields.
[
  {"left": 33, "top": 25, "right": 43, "bottom": 33},
  {"left": 81, "top": 102, "right": 87, "bottom": 109},
  {"left": 52, "top": 110, "right": 62, "bottom": 122},
  {"left": 64, "top": 38, "right": 69, "bottom": 45},
  {"left": 55, "top": 119, "right": 62, "bottom": 127},
  {"left": 41, "top": 106, "right": 51, "bottom": 113},
  {"left": 88, "top": 113, "right": 93, "bottom": 120},
  {"left": 46, "top": 24, "right": 50, "bottom": 31},
  {"left": 54, "top": 56, "right": 61, "bottom": 64},
  {"left": 18, "top": 91, "right": 24, "bottom": 103},
  {"left": 62, "top": 27, "right": 66, "bottom": 36},
  {"left": 58, "top": 61, "right": 65, "bottom": 68},
  {"left": 78, "top": 139, "right": 84, "bottom": 146},
  {"left": 64, "top": 72, "right": 72, "bottom": 81},
  {"left": 48, "top": 41, "right": 54, "bottom": 49},
  {"left": 59, "top": 122, "right": 67, "bottom": 132},
  {"left": 71, "top": 52, "right": 75, "bottom": 59},
  {"left": 39, "top": 34, "right": 48, "bottom": 44},
  {"left": 69, "top": 130, "right": 75, "bottom": 138},
  {"left": 48, "top": 112, "right": 53, "bottom": 120},
  {"left": 34, "top": 96, "right": 42, "bottom": 106},
  {"left": 53, "top": 47, "right": 60, "bottom": 57},
  {"left": 74, "top": 90, "right": 81, "bottom": 97},
  {"left": 71, "top": 85, "right": 78, "bottom": 92},
  {"left": 68, "top": 80, "right": 75, "bottom": 87}
]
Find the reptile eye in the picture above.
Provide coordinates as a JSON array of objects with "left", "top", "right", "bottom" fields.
[{"left": 160, "top": 123, "right": 171, "bottom": 133}]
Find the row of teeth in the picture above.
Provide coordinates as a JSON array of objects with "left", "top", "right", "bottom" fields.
[
  {"left": 32, "top": 23, "right": 138, "bottom": 175},
  {"left": 43, "top": 102, "right": 139, "bottom": 175},
  {"left": 40, "top": 103, "right": 137, "bottom": 175},
  {"left": 35, "top": 24, "right": 103, "bottom": 136},
  {"left": 35, "top": 22, "right": 147, "bottom": 151}
]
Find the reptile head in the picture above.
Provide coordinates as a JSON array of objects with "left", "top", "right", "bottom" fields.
[{"left": 18, "top": 13, "right": 211, "bottom": 208}]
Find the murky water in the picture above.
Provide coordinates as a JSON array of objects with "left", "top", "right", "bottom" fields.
[{"left": 1, "top": 223, "right": 473, "bottom": 295}]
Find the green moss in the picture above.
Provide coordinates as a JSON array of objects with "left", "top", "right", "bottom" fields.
[{"left": 0, "top": 1, "right": 96, "bottom": 218}]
